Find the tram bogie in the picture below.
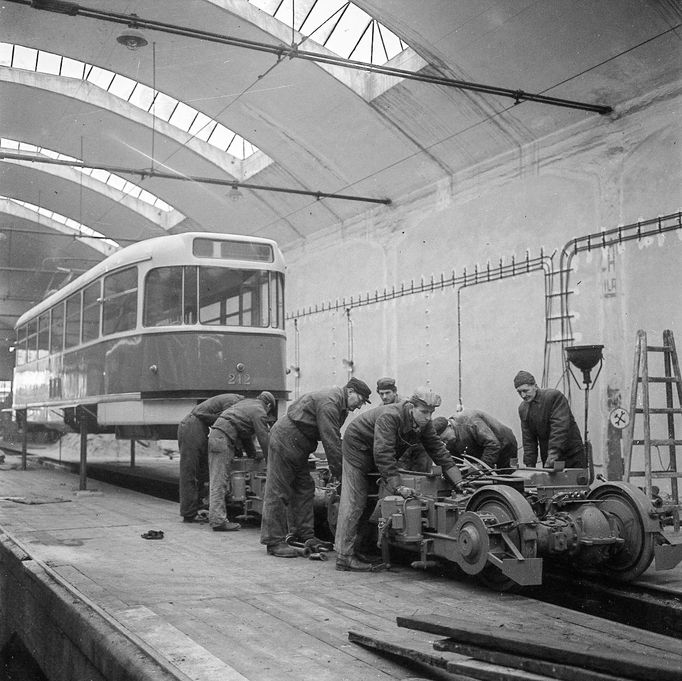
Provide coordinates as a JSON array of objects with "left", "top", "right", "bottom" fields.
[{"left": 376, "top": 462, "right": 682, "bottom": 590}]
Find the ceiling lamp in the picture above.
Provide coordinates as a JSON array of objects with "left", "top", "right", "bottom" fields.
[
  {"left": 228, "top": 183, "right": 242, "bottom": 202},
  {"left": 117, "top": 29, "right": 148, "bottom": 50}
]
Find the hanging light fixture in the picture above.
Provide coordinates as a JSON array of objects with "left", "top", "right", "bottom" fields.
[
  {"left": 228, "top": 182, "right": 242, "bottom": 202},
  {"left": 116, "top": 29, "right": 148, "bottom": 50}
]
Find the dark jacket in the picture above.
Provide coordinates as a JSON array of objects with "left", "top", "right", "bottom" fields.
[
  {"left": 343, "top": 402, "right": 456, "bottom": 493},
  {"left": 211, "top": 398, "right": 270, "bottom": 458},
  {"left": 446, "top": 409, "right": 518, "bottom": 468},
  {"left": 518, "top": 388, "right": 585, "bottom": 467},
  {"left": 284, "top": 386, "right": 350, "bottom": 479},
  {"left": 191, "top": 393, "right": 244, "bottom": 428}
]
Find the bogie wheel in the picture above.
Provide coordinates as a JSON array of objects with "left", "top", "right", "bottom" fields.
[
  {"left": 587, "top": 483, "right": 656, "bottom": 582},
  {"left": 466, "top": 486, "right": 538, "bottom": 592}
]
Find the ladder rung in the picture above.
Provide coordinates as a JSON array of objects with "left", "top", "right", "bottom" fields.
[
  {"left": 546, "top": 292, "right": 574, "bottom": 298},
  {"left": 639, "top": 377, "right": 681, "bottom": 383},
  {"left": 628, "top": 471, "right": 682, "bottom": 479},
  {"left": 646, "top": 345, "right": 673, "bottom": 352},
  {"left": 634, "top": 407, "right": 682, "bottom": 414},
  {"left": 547, "top": 338, "right": 575, "bottom": 344},
  {"left": 546, "top": 315, "right": 574, "bottom": 321},
  {"left": 631, "top": 439, "right": 682, "bottom": 446}
]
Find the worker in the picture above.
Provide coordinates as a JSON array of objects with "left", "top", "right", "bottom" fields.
[
  {"left": 334, "top": 387, "right": 462, "bottom": 572},
  {"left": 177, "top": 393, "right": 244, "bottom": 523},
  {"left": 376, "top": 377, "right": 400, "bottom": 405},
  {"left": 260, "top": 377, "right": 372, "bottom": 558},
  {"left": 207, "top": 391, "right": 276, "bottom": 532},
  {"left": 432, "top": 409, "right": 518, "bottom": 470},
  {"left": 513, "top": 370, "right": 586, "bottom": 468}
]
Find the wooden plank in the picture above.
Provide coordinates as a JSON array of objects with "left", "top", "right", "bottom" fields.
[
  {"left": 433, "top": 639, "right": 625, "bottom": 681},
  {"left": 114, "top": 606, "right": 249, "bottom": 681},
  {"left": 397, "top": 613, "right": 682, "bottom": 681},
  {"left": 348, "top": 631, "right": 556, "bottom": 681}
]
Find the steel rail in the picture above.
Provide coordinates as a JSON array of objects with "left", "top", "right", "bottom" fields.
[{"left": 0, "top": 152, "right": 392, "bottom": 205}]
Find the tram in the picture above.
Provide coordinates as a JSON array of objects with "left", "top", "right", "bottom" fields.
[{"left": 12, "top": 232, "right": 287, "bottom": 439}]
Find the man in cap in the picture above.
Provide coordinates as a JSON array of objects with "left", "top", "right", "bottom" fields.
[
  {"left": 260, "top": 377, "right": 372, "bottom": 557},
  {"left": 207, "top": 391, "right": 276, "bottom": 531},
  {"left": 376, "top": 377, "right": 400, "bottom": 405},
  {"left": 334, "top": 387, "right": 462, "bottom": 572},
  {"left": 432, "top": 409, "right": 518, "bottom": 470},
  {"left": 177, "top": 392, "right": 245, "bottom": 523},
  {"left": 513, "top": 370, "right": 586, "bottom": 468}
]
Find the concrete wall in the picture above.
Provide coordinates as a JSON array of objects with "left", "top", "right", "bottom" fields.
[{"left": 281, "top": 83, "right": 682, "bottom": 486}]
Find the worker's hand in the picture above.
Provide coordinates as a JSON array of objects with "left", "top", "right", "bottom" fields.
[
  {"left": 396, "top": 485, "right": 417, "bottom": 499},
  {"left": 443, "top": 466, "right": 462, "bottom": 487}
]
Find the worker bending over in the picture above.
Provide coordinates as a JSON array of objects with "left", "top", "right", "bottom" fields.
[
  {"left": 177, "top": 393, "right": 244, "bottom": 523},
  {"left": 432, "top": 409, "right": 518, "bottom": 470},
  {"left": 260, "top": 378, "right": 372, "bottom": 558},
  {"left": 334, "top": 387, "right": 462, "bottom": 572},
  {"left": 207, "top": 392, "right": 275, "bottom": 532}
]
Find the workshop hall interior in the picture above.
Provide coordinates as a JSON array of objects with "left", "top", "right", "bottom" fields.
[{"left": 1, "top": 1, "right": 681, "bottom": 489}]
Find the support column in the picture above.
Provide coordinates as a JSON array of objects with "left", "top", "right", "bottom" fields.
[{"left": 78, "top": 406, "right": 87, "bottom": 491}]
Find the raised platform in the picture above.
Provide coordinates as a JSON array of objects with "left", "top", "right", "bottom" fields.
[{"left": 2, "top": 455, "right": 682, "bottom": 681}]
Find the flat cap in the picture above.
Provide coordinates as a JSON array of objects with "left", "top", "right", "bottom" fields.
[
  {"left": 346, "top": 377, "right": 372, "bottom": 403},
  {"left": 376, "top": 377, "right": 397, "bottom": 392},
  {"left": 513, "top": 370, "right": 536, "bottom": 388}
]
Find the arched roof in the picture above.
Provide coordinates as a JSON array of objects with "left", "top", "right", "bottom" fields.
[{"left": 1, "top": 0, "right": 680, "bottom": 353}]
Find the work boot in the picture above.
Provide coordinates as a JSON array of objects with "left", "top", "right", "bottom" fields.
[
  {"left": 211, "top": 521, "right": 241, "bottom": 532},
  {"left": 336, "top": 554, "right": 385, "bottom": 572},
  {"left": 354, "top": 550, "right": 383, "bottom": 564},
  {"left": 267, "top": 542, "right": 299, "bottom": 558}
]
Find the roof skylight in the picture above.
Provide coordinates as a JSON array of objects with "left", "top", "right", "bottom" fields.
[
  {"left": 0, "top": 42, "right": 260, "bottom": 161},
  {"left": 1, "top": 138, "right": 175, "bottom": 213},
  {"left": 249, "top": 0, "right": 408, "bottom": 65},
  {"left": 1, "top": 195, "right": 120, "bottom": 255}
]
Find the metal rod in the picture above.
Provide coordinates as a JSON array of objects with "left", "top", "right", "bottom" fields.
[
  {"left": 0, "top": 152, "right": 391, "bottom": 205},
  {"left": 13, "top": 0, "right": 613, "bottom": 114}
]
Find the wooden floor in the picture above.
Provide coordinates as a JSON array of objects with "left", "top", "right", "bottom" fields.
[{"left": 1, "top": 452, "right": 682, "bottom": 681}]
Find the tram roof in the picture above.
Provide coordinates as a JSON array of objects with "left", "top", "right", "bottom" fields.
[{"left": 14, "top": 232, "right": 284, "bottom": 328}]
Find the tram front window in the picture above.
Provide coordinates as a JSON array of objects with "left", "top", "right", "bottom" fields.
[{"left": 144, "top": 266, "right": 282, "bottom": 329}]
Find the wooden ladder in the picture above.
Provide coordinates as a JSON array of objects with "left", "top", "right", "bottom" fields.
[{"left": 623, "top": 329, "right": 682, "bottom": 530}]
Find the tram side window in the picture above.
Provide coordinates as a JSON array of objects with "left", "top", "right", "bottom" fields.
[
  {"left": 15, "top": 325, "right": 27, "bottom": 365},
  {"left": 144, "top": 267, "right": 183, "bottom": 327},
  {"left": 270, "top": 272, "right": 284, "bottom": 329},
  {"left": 103, "top": 266, "right": 138, "bottom": 335},
  {"left": 26, "top": 320, "right": 37, "bottom": 363},
  {"left": 37, "top": 313, "right": 50, "bottom": 359},
  {"left": 65, "top": 292, "right": 81, "bottom": 348},
  {"left": 198, "top": 267, "right": 269, "bottom": 327},
  {"left": 82, "top": 280, "right": 101, "bottom": 342},
  {"left": 50, "top": 303, "right": 64, "bottom": 354}
]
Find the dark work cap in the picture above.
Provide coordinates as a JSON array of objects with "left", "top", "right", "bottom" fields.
[
  {"left": 346, "top": 377, "right": 372, "bottom": 403},
  {"left": 513, "top": 370, "right": 536, "bottom": 388},
  {"left": 432, "top": 416, "right": 449, "bottom": 436},
  {"left": 376, "top": 377, "right": 397, "bottom": 392}
]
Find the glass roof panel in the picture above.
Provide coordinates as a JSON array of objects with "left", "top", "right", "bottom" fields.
[
  {"left": 248, "top": 0, "right": 408, "bottom": 65},
  {"left": 168, "top": 101, "right": 198, "bottom": 130},
  {"left": 108, "top": 73, "right": 137, "bottom": 100},
  {"left": 2, "top": 42, "right": 263, "bottom": 161},
  {"left": 1, "top": 138, "right": 177, "bottom": 215},
  {"left": 12, "top": 45, "right": 38, "bottom": 70},
  {"left": 36, "top": 51, "right": 61, "bottom": 75},
  {"left": 0, "top": 196, "right": 120, "bottom": 252},
  {"left": 150, "top": 91, "right": 177, "bottom": 121},
  {"left": 86, "top": 65, "right": 116, "bottom": 90}
]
